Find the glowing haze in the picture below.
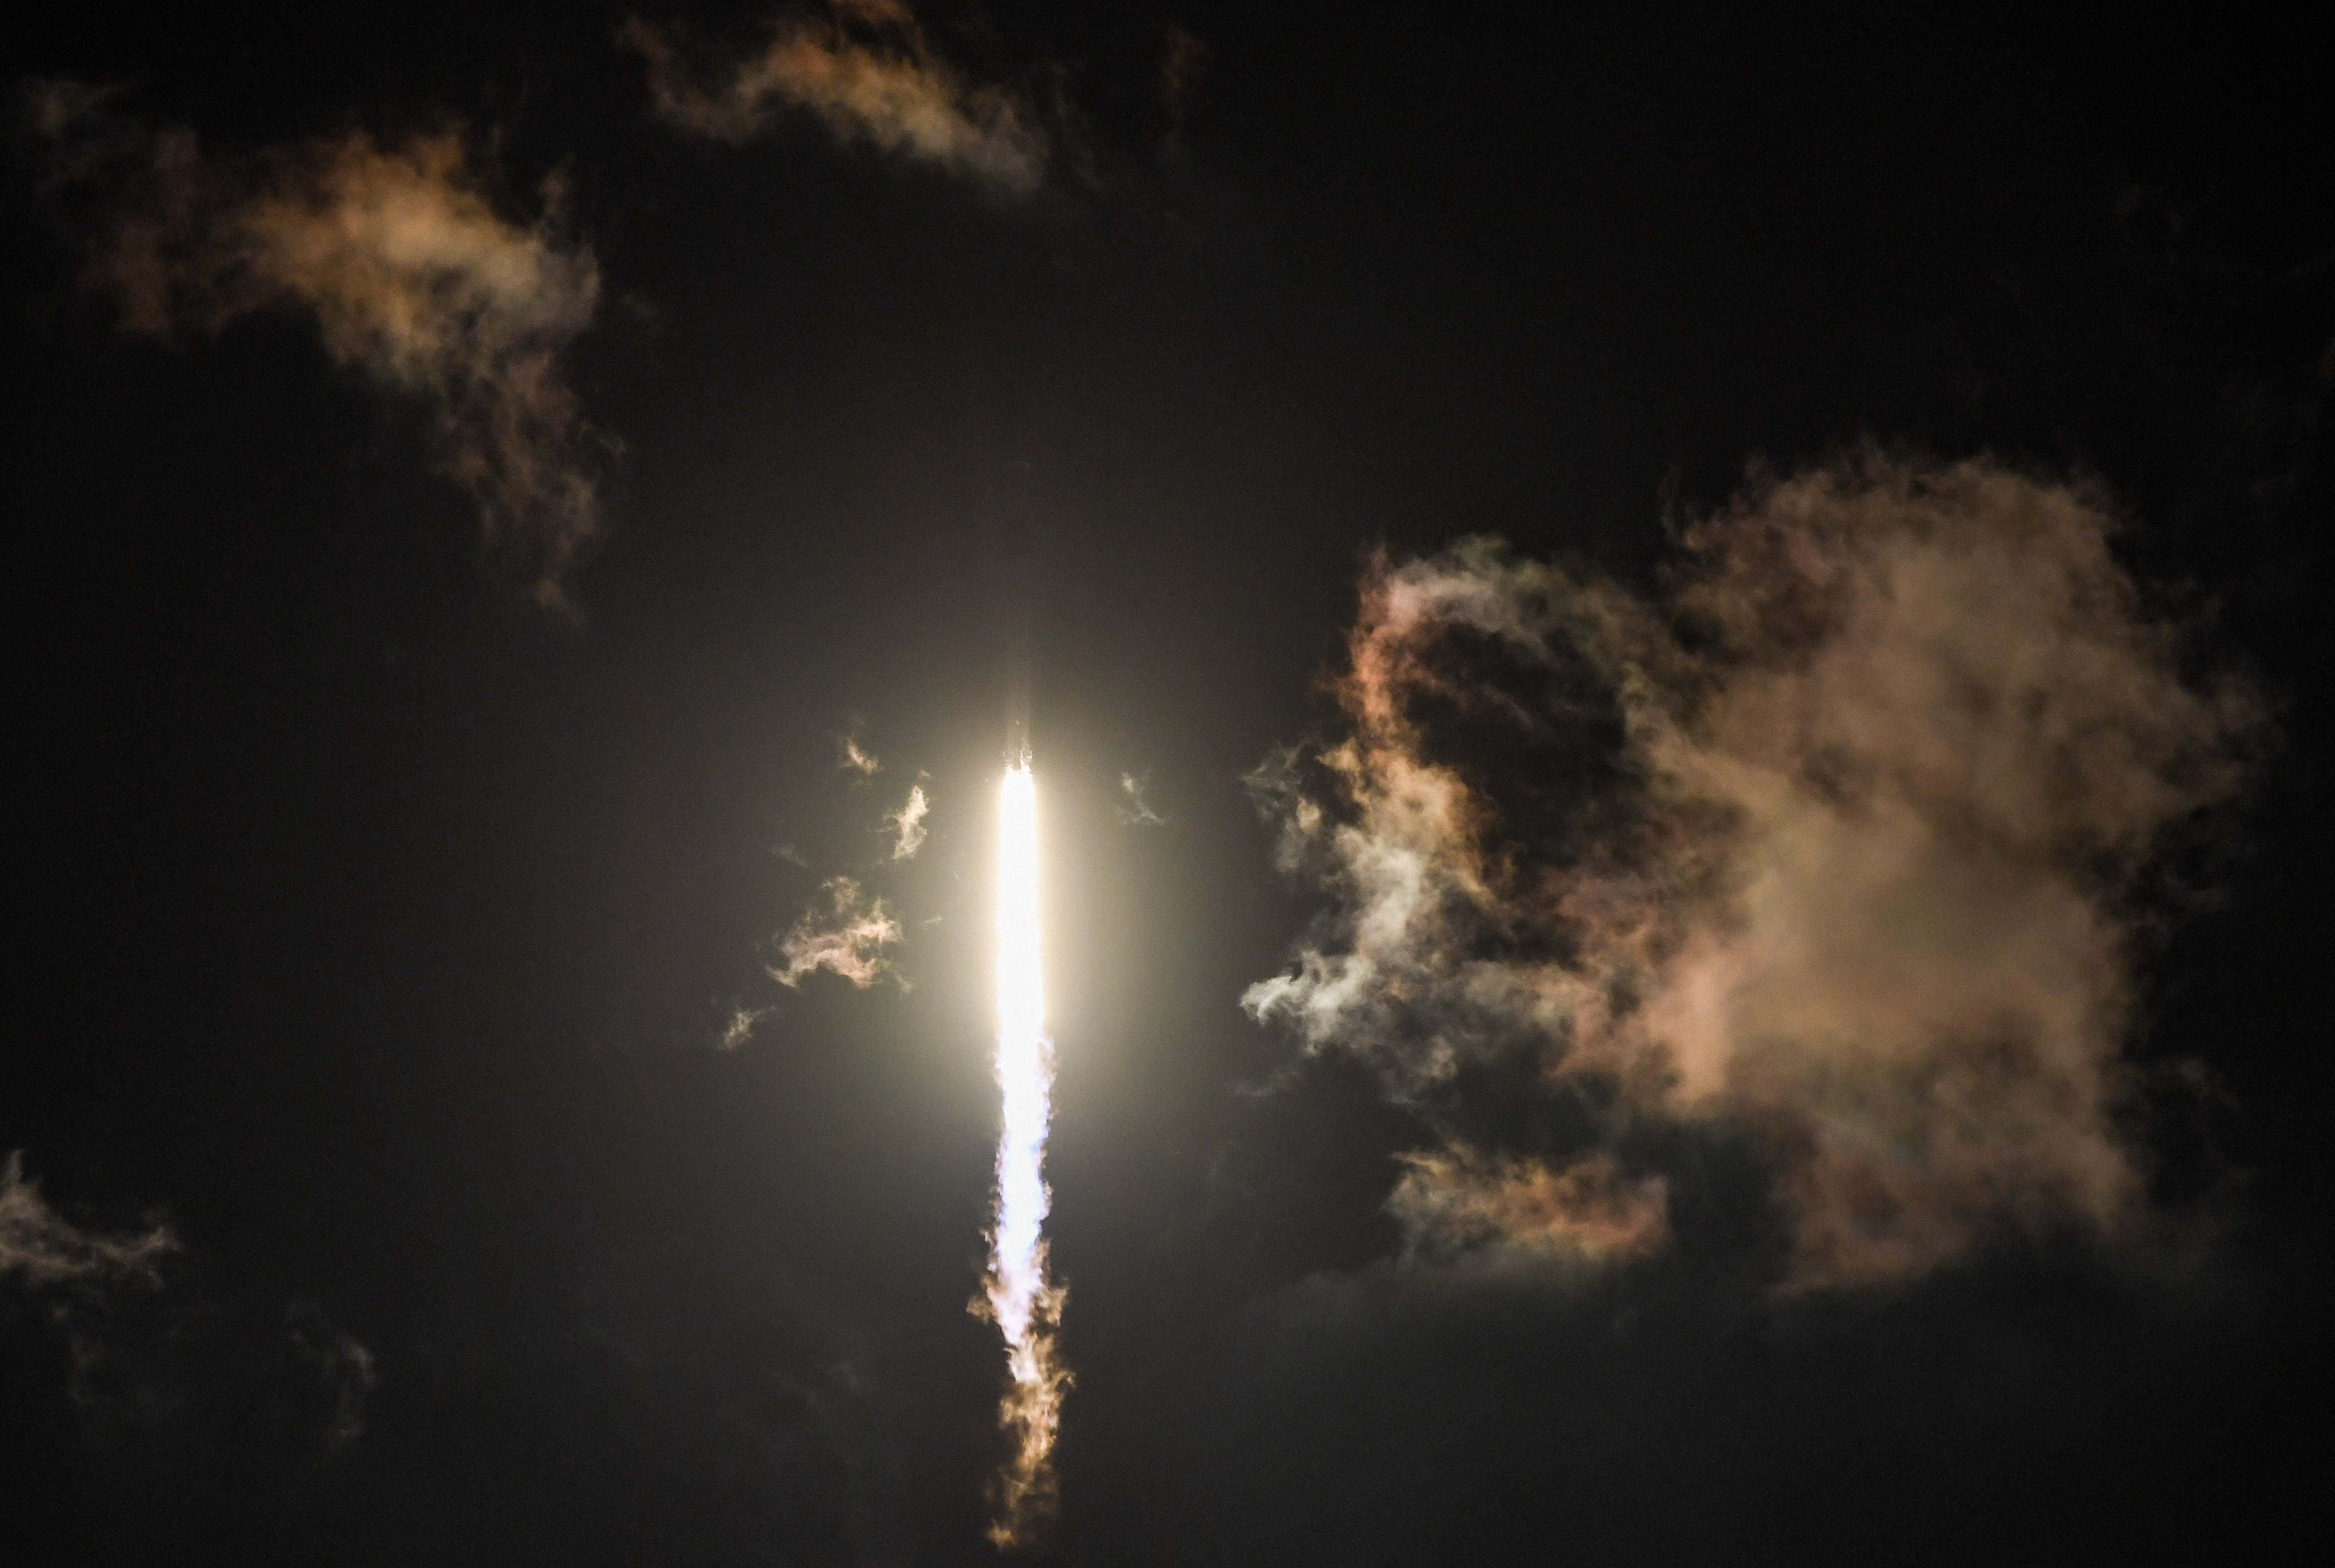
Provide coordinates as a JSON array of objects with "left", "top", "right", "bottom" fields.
[{"left": 977, "top": 757, "right": 1069, "bottom": 1545}]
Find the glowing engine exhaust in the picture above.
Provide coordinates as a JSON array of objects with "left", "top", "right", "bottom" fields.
[{"left": 979, "top": 755, "right": 1068, "bottom": 1546}]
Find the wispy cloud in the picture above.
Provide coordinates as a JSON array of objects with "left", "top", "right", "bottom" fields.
[
  {"left": 1247, "top": 455, "right": 2262, "bottom": 1289},
  {"left": 837, "top": 726, "right": 883, "bottom": 777},
  {"left": 885, "top": 778, "right": 930, "bottom": 858},
  {"left": 1117, "top": 770, "right": 1165, "bottom": 827},
  {"left": 621, "top": 1, "right": 1046, "bottom": 195},
  {"left": 4, "top": 1153, "right": 378, "bottom": 1454},
  {"left": 1388, "top": 1148, "right": 1669, "bottom": 1263},
  {"left": 26, "top": 82, "right": 610, "bottom": 610},
  {"left": 2, "top": 1149, "right": 179, "bottom": 1416},
  {"left": 719, "top": 1002, "right": 777, "bottom": 1049},
  {"left": 280, "top": 1300, "right": 377, "bottom": 1453},
  {"left": 773, "top": 875, "right": 902, "bottom": 987},
  {"left": 1, "top": 1150, "right": 176, "bottom": 1297},
  {"left": 1156, "top": 22, "right": 1207, "bottom": 161}
]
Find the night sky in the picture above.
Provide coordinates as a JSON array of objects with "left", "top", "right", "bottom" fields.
[{"left": 3, "top": 5, "right": 2329, "bottom": 1564}]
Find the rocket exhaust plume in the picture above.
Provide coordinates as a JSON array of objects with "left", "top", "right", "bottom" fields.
[{"left": 977, "top": 753, "right": 1069, "bottom": 1546}]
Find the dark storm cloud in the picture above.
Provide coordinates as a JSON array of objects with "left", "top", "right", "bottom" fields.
[
  {"left": 26, "top": 81, "right": 610, "bottom": 610},
  {"left": 621, "top": 1, "right": 1047, "bottom": 195},
  {"left": 1247, "top": 456, "right": 2263, "bottom": 1288}
]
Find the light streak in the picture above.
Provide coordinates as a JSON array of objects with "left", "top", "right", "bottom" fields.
[{"left": 978, "top": 757, "right": 1068, "bottom": 1546}]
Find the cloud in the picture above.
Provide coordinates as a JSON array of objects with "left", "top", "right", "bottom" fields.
[
  {"left": 621, "top": 1, "right": 1047, "bottom": 195},
  {"left": 1246, "top": 455, "right": 2263, "bottom": 1289},
  {"left": 1157, "top": 22, "right": 1207, "bottom": 158},
  {"left": 1, "top": 1149, "right": 179, "bottom": 1418},
  {"left": 4, "top": 1153, "right": 379, "bottom": 1462},
  {"left": 280, "top": 1300, "right": 376, "bottom": 1454},
  {"left": 1388, "top": 1148, "right": 1668, "bottom": 1263},
  {"left": 719, "top": 1002, "right": 776, "bottom": 1049},
  {"left": 773, "top": 875, "right": 902, "bottom": 987},
  {"left": 1, "top": 1151, "right": 178, "bottom": 1295},
  {"left": 26, "top": 82, "right": 609, "bottom": 610},
  {"left": 885, "top": 778, "right": 930, "bottom": 858},
  {"left": 1117, "top": 770, "right": 1166, "bottom": 827},
  {"left": 837, "top": 727, "right": 882, "bottom": 777}
]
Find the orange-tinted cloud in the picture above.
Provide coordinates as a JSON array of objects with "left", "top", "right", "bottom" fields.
[
  {"left": 1248, "top": 456, "right": 2262, "bottom": 1288},
  {"left": 622, "top": 2, "right": 1046, "bottom": 194},
  {"left": 28, "top": 82, "right": 609, "bottom": 610},
  {"left": 1389, "top": 1148, "right": 1668, "bottom": 1263},
  {"left": 772, "top": 875, "right": 902, "bottom": 987}
]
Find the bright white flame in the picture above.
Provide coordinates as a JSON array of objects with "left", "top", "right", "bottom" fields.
[{"left": 980, "top": 757, "right": 1068, "bottom": 1544}]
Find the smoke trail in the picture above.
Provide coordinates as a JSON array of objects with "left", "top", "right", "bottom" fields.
[{"left": 975, "top": 757, "right": 1069, "bottom": 1545}]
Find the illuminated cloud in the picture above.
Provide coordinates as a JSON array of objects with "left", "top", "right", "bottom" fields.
[
  {"left": 4, "top": 1155, "right": 382, "bottom": 1458},
  {"left": 773, "top": 875, "right": 902, "bottom": 987},
  {"left": 621, "top": 1, "right": 1047, "bottom": 195},
  {"left": 1, "top": 1149, "right": 179, "bottom": 1415},
  {"left": 1, "top": 1150, "right": 176, "bottom": 1296},
  {"left": 1389, "top": 1148, "right": 1668, "bottom": 1263},
  {"left": 886, "top": 778, "right": 930, "bottom": 858},
  {"left": 1117, "top": 770, "right": 1166, "bottom": 827},
  {"left": 1247, "top": 456, "right": 2262, "bottom": 1289},
  {"left": 27, "top": 82, "right": 609, "bottom": 610},
  {"left": 837, "top": 728, "right": 883, "bottom": 776},
  {"left": 719, "top": 1003, "right": 776, "bottom": 1049}
]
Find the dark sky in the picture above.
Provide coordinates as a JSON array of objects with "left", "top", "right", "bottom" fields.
[{"left": 3, "top": 4, "right": 2328, "bottom": 1564}]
